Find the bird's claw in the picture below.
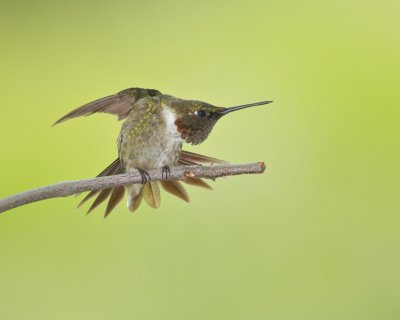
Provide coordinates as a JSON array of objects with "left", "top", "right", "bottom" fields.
[
  {"left": 162, "top": 165, "right": 171, "bottom": 179},
  {"left": 137, "top": 168, "right": 151, "bottom": 184}
]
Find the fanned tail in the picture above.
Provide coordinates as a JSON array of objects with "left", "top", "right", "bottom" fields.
[
  {"left": 78, "top": 159, "right": 125, "bottom": 218},
  {"left": 127, "top": 184, "right": 144, "bottom": 213},
  {"left": 78, "top": 151, "right": 226, "bottom": 215},
  {"left": 142, "top": 182, "right": 161, "bottom": 208},
  {"left": 160, "top": 180, "right": 190, "bottom": 202},
  {"left": 128, "top": 151, "right": 226, "bottom": 210}
]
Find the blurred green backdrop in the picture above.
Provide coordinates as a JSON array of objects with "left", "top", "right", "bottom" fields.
[{"left": 0, "top": 0, "right": 399, "bottom": 319}]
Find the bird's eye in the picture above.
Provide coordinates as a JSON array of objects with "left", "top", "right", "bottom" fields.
[{"left": 195, "top": 109, "right": 208, "bottom": 117}]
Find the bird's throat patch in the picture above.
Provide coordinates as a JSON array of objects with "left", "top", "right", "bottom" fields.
[{"left": 174, "top": 118, "right": 192, "bottom": 141}]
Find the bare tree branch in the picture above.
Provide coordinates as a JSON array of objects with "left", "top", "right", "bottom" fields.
[{"left": 0, "top": 162, "right": 266, "bottom": 214}]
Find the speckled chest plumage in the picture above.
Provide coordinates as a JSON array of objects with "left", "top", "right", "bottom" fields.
[{"left": 118, "top": 96, "right": 183, "bottom": 172}]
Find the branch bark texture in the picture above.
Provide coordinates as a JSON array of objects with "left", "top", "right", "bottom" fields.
[{"left": 0, "top": 162, "right": 266, "bottom": 214}]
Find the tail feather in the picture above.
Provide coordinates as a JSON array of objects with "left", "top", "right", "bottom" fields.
[
  {"left": 104, "top": 186, "right": 125, "bottom": 218},
  {"left": 78, "top": 159, "right": 124, "bottom": 216},
  {"left": 78, "top": 158, "right": 122, "bottom": 207},
  {"left": 127, "top": 184, "right": 144, "bottom": 213},
  {"left": 78, "top": 150, "right": 221, "bottom": 215},
  {"left": 142, "top": 182, "right": 161, "bottom": 208},
  {"left": 87, "top": 188, "right": 113, "bottom": 214},
  {"left": 77, "top": 189, "right": 99, "bottom": 208},
  {"left": 183, "top": 177, "right": 213, "bottom": 190},
  {"left": 161, "top": 180, "right": 190, "bottom": 202}
]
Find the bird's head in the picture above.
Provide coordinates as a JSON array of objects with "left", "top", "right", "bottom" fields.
[{"left": 172, "top": 99, "right": 273, "bottom": 145}]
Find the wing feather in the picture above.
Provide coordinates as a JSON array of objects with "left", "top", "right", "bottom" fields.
[
  {"left": 54, "top": 87, "right": 161, "bottom": 125},
  {"left": 180, "top": 150, "right": 227, "bottom": 165}
]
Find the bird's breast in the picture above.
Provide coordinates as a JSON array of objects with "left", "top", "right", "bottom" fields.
[{"left": 118, "top": 107, "right": 183, "bottom": 170}]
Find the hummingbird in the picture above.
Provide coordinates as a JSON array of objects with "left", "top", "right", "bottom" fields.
[{"left": 54, "top": 88, "right": 272, "bottom": 217}]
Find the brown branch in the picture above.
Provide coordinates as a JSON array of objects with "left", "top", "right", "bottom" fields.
[{"left": 0, "top": 162, "right": 266, "bottom": 214}]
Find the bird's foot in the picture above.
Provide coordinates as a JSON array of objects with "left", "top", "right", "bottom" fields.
[
  {"left": 162, "top": 165, "right": 171, "bottom": 179},
  {"left": 137, "top": 168, "right": 151, "bottom": 184}
]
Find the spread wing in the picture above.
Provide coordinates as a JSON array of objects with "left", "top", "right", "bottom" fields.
[
  {"left": 53, "top": 87, "right": 162, "bottom": 125},
  {"left": 179, "top": 150, "right": 227, "bottom": 165}
]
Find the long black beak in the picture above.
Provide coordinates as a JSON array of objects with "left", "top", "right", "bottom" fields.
[{"left": 218, "top": 100, "right": 273, "bottom": 116}]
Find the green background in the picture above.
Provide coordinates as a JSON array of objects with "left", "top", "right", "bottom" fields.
[{"left": 0, "top": 0, "right": 399, "bottom": 319}]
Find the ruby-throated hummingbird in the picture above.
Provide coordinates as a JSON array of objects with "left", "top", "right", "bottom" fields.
[{"left": 54, "top": 88, "right": 272, "bottom": 217}]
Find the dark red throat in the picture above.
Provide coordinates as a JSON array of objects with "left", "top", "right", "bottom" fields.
[{"left": 175, "top": 118, "right": 191, "bottom": 140}]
